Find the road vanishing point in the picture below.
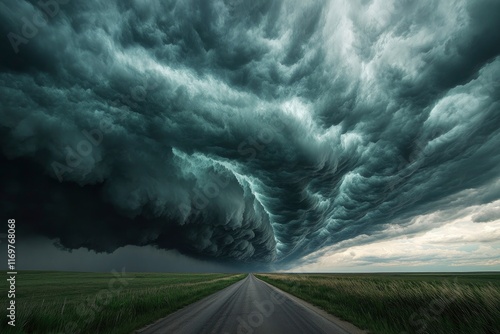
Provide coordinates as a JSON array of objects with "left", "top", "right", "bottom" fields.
[{"left": 137, "top": 274, "right": 365, "bottom": 334}]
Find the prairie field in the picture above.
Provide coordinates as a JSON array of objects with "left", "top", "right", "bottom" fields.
[
  {"left": 256, "top": 273, "right": 500, "bottom": 334},
  {"left": 1, "top": 271, "right": 245, "bottom": 334}
]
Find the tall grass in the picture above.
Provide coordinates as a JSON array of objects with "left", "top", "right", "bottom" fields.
[
  {"left": 1, "top": 271, "right": 245, "bottom": 334},
  {"left": 256, "top": 273, "right": 500, "bottom": 334}
]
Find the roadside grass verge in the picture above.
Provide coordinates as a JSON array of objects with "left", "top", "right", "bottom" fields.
[
  {"left": 256, "top": 273, "right": 500, "bottom": 334},
  {"left": 1, "top": 271, "right": 245, "bottom": 334}
]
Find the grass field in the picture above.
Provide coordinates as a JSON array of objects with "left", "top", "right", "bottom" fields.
[
  {"left": 1, "top": 271, "right": 245, "bottom": 334},
  {"left": 256, "top": 272, "right": 500, "bottom": 334}
]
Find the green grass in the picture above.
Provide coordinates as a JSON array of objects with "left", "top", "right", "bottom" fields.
[
  {"left": 256, "top": 272, "right": 500, "bottom": 334},
  {"left": 1, "top": 271, "right": 245, "bottom": 334}
]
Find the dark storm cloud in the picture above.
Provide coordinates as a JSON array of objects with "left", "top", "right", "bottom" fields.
[
  {"left": 0, "top": 237, "right": 237, "bottom": 273},
  {"left": 1, "top": 0, "right": 499, "bottom": 268}
]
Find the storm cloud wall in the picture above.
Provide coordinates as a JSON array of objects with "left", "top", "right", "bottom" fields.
[{"left": 1, "top": 0, "right": 499, "bottom": 267}]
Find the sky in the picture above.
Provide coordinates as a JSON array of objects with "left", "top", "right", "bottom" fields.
[{"left": 0, "top": 0, "right": 499, "bottom": 273}]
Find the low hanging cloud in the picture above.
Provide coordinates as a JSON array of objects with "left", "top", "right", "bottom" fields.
[{"left": 1, "top": 0, "right": 499, "bottom": 268}]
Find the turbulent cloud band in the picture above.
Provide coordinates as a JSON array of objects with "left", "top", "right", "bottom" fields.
[{"left": 1, "top": 0, "right": 499, "bottom": 267}]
